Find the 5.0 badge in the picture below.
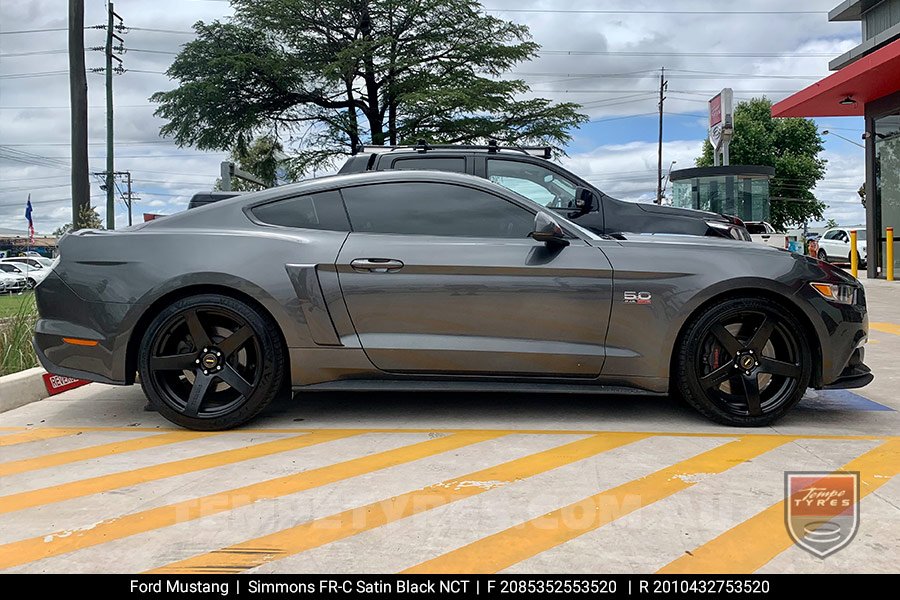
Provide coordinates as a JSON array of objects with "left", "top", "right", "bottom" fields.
[{"left": 624, "top": 291, "right": 652, "bottom": 305}]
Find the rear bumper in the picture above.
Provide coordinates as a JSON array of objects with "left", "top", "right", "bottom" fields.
[{"left": 33, "top": 270, "right": 133, "bottom": 385}]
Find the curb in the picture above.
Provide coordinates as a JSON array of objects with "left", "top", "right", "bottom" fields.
[{"left": 0, "top": 367, "right": 48, "bottom": 413}]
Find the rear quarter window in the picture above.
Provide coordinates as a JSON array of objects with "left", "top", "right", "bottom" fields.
[{"left": 250, "top": 190, "right": 350, "bottom": 231}]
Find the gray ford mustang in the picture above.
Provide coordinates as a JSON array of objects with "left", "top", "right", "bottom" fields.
[{"left": 34, "top": 171, "right": 871, "bottom": 430}]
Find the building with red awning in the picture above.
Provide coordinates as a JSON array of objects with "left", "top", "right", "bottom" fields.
[{"left": 772, "top": 0, "right": 900, "bottom": 278}]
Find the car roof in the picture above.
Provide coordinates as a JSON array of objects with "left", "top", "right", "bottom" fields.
[{"left": 184, "top": 169, "right": 517, "bottom": 211}]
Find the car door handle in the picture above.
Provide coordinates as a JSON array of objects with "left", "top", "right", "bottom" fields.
[{"left": 350, "top": 258, "right": 404, "bottom": 272}]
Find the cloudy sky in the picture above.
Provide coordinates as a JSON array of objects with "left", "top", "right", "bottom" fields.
[{"left": 0, "top": 0, "right": 867, "bottom": 234}]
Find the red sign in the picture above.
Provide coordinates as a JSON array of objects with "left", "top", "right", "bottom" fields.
[
  {"left": 709, "top": 94, "right": 722, "bottom": 127},
  {"left": 43, "top": 373, "right": 90, "bottom": 396}
]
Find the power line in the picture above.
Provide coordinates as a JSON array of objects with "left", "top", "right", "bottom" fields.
[
  {"left": 0, "top": 49, "right": 68, "bottom": 57},
  {"left": 483, "top": 8, "right": 827, "bottom": 15},
  {"left": 0, "top": 27, "right": 70, "bottom": 35},
  {"left": 125, "top": 48, "right": 179, "bottom": 55},
  {"left": 127, "top": 26, "right": 193, "bottom": 34},
  {"left": 538, "top": 50, "right": 835, "bottom": 58}
]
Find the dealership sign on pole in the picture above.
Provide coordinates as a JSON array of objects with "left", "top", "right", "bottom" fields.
[{"left": 709, "top": 88, "right": 734, "bottom": 166}]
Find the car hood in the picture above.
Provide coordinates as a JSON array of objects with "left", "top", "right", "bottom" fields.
[
  {"left": 604, "top": 232, "right": 786, "bottom": 254},
  {"left": 634, "top": 202, "right": 727, "bottom": 221}
]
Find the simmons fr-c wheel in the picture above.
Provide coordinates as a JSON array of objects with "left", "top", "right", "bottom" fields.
[
  {"left": 675, "top": 297, "right": 811, "bottom": 427},
  {"left": 138, "top": 293, "right": 285, "bottom": 430}
]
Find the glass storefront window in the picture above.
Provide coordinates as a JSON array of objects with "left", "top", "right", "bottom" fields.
[
  {"left": 875, "top": 111, "right": 900, "bottom": 275},
  {"left": 671, "top": 175, "right": 770, "bottom": 222}
]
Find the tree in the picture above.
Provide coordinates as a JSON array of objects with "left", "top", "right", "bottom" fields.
[
  {"left": 151, "top": 0, "right": 586, "bottom": 174},
  {"left": 858, "top": 183, "right": 865, "bottom": 208},
  {"left": 697, "top": 98, "right": 826, "bottom": 231},
  {"left": 215, "top": 135, "right": 288, "bottom": 191},
  {"left": 53, "top": 205, "right": 103, "bottom": 237},
  {"left": 825, "top": 218, "right": 839, "bottom": 229}
]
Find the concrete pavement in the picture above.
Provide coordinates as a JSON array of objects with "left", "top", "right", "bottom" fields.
[{"left": 0, "top": 278, "right": 897, "bottom": 574}]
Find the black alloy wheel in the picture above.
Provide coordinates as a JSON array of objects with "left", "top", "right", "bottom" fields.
[
  {"left": 139, "top": 294, "right": 285, "bottom": 430},
  {"left": 676, "top": 297, "right": 811, "bottom": 426}
]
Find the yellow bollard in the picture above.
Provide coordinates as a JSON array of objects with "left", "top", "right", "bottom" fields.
[
  {"left": 850, "top": 229, "right": 858, "bottom": 278},
  {"left": 888, "top": 226, "right": 895, "bottom": 281}
]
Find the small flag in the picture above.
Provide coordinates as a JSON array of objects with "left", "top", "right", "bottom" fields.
[{"left": 25, "top": 195, "right": 34, "bottom": 244}]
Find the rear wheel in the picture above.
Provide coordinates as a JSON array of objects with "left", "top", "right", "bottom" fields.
[
  {"left": 138, "top": 294, "right": 285, "bottom": 430},
  {"left": 675, "top": 297, "right": 811, "bottom": 426}
]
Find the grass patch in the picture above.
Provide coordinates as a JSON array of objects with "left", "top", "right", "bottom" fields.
[
  {"left": 0, "top": 292, "right": 34, "bottom": 318},
  {"left": 0, "top": 292, "right": 38, "bottom": 377}
]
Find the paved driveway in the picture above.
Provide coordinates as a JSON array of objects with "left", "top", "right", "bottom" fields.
[{"left": 0, "top": 278, "right": 898, "bottom": 574}]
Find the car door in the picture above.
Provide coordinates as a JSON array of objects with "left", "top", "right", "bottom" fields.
[
  {"left": 335, "top": 180, "right": 614, "bottom": 377},
  {"left": 828, "top": 229, "right": 850, "bottom": 259}
]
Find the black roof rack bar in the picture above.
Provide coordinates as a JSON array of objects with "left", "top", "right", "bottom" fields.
[{"left": 353, "top": 140, "right": 552, "bottom": 159}]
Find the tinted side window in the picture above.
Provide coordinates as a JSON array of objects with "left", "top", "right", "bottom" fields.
[
  {"left": 390, "top": 157, "right": 466, "bottom": 173},
  {"left": 746, "top": 224, "right": 766, "bottom": 234},
  {"left": 250, "top": 191, "right": 349, "bottom": 231},
  {"left": 341, "top": 182, "right": 535, "bottom": 238},
  {"left": 487, "top": 159, "right": 578, "bottom": 209}
]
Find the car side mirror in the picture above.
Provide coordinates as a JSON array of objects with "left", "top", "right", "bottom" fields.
[
  {"left": 573, "top": 186, "right": 596, "bottom": 212},
  {"left": 531, "top": 212, "right": 570, "bottom": 247}
]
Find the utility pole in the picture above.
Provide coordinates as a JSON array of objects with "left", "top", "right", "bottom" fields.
[
  {"left": 125, "top": 171, "right": 136, "bottom": 226},
  {"left": 69, "top": 0, "right": 90, "bottom": 230},
  {"left": 104, "top": 3, "right": 124, "bottom": 230},
  {"left": 93, "top": 170, "right": 136, "bottom": 226},
  {"left": 656, "top": 67, "right": 667, "bottom": 205}
]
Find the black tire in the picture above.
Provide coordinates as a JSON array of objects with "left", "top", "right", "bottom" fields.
[
  {"left": 675, "top": 297, "right": 811, "bottom": 427},
  {"left": 26, "top": 278, "right": 36, "bottom": 289},
  {"left": 817, "top": 249, "right": 828, "bottom": 262},
  {"left": 138, "top": 293, "right": 286, "bottom": 430}
]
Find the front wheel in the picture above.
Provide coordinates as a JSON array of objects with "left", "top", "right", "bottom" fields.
[
  {"left": 817, "top": 249, "right": 828, "bottom": 262},
  {"left": 675, "top": 297, "right": 811, "bottom": 426},
  {"left": 138, "top": 294, "right": 286, "bottom": 430},
  {"left": 26, "top": 278, "right": 36, "bottom": 289}
]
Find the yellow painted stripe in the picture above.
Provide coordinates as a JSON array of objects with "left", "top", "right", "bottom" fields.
[
  {"left": 0, "top": 428, "right": 80, "bottom": 447},
  {"left": 0, "top": 431, "right": 500, "bottom": 570},
  {"left": 658, "top": 438, "right": 900, "bottom": 574},
  {"left": 149, "top": 432, "right": 647, "bottom": 574},
  {"left": 870, "top": 322, "right": 900, "bottom": 337},
  {"left": 0, "top": 431, "right": 356, "bottom": 515},
  {"left": 0, "top": 431, "right": 212, "bottom": 478},
  {"left": 404, "top": 435, "right": 789, "bottom": 574},
  {"left": 0, "top": 425, "right": 890, "bottom": 441}
]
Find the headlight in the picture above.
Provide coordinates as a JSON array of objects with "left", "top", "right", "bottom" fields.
[{"left": 810, "top": 282, "right": 857, "bottom": 304}]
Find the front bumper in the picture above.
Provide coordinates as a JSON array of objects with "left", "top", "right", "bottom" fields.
[
  {"left": 794, "top": 277, "right": 871, "bottom": 389},
  {"left": 823, "top": 347, "right": 873, "bottom": 389}
]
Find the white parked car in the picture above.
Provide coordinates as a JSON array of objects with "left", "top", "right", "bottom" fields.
[
  {"left": 0, "top": 270, "right": 27, "bottom": 294},
  {"left": 1, "top": 256, "right": 52, "bottom": 269},
  {"left": 0, "top": 262, "right": 45, "bottom": 289},
  {"left": 817, "top": 227, "right": 868, "bottom": 267},
  {"left": 745, "top": 221, "right": 788, "bottom": 248}
]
